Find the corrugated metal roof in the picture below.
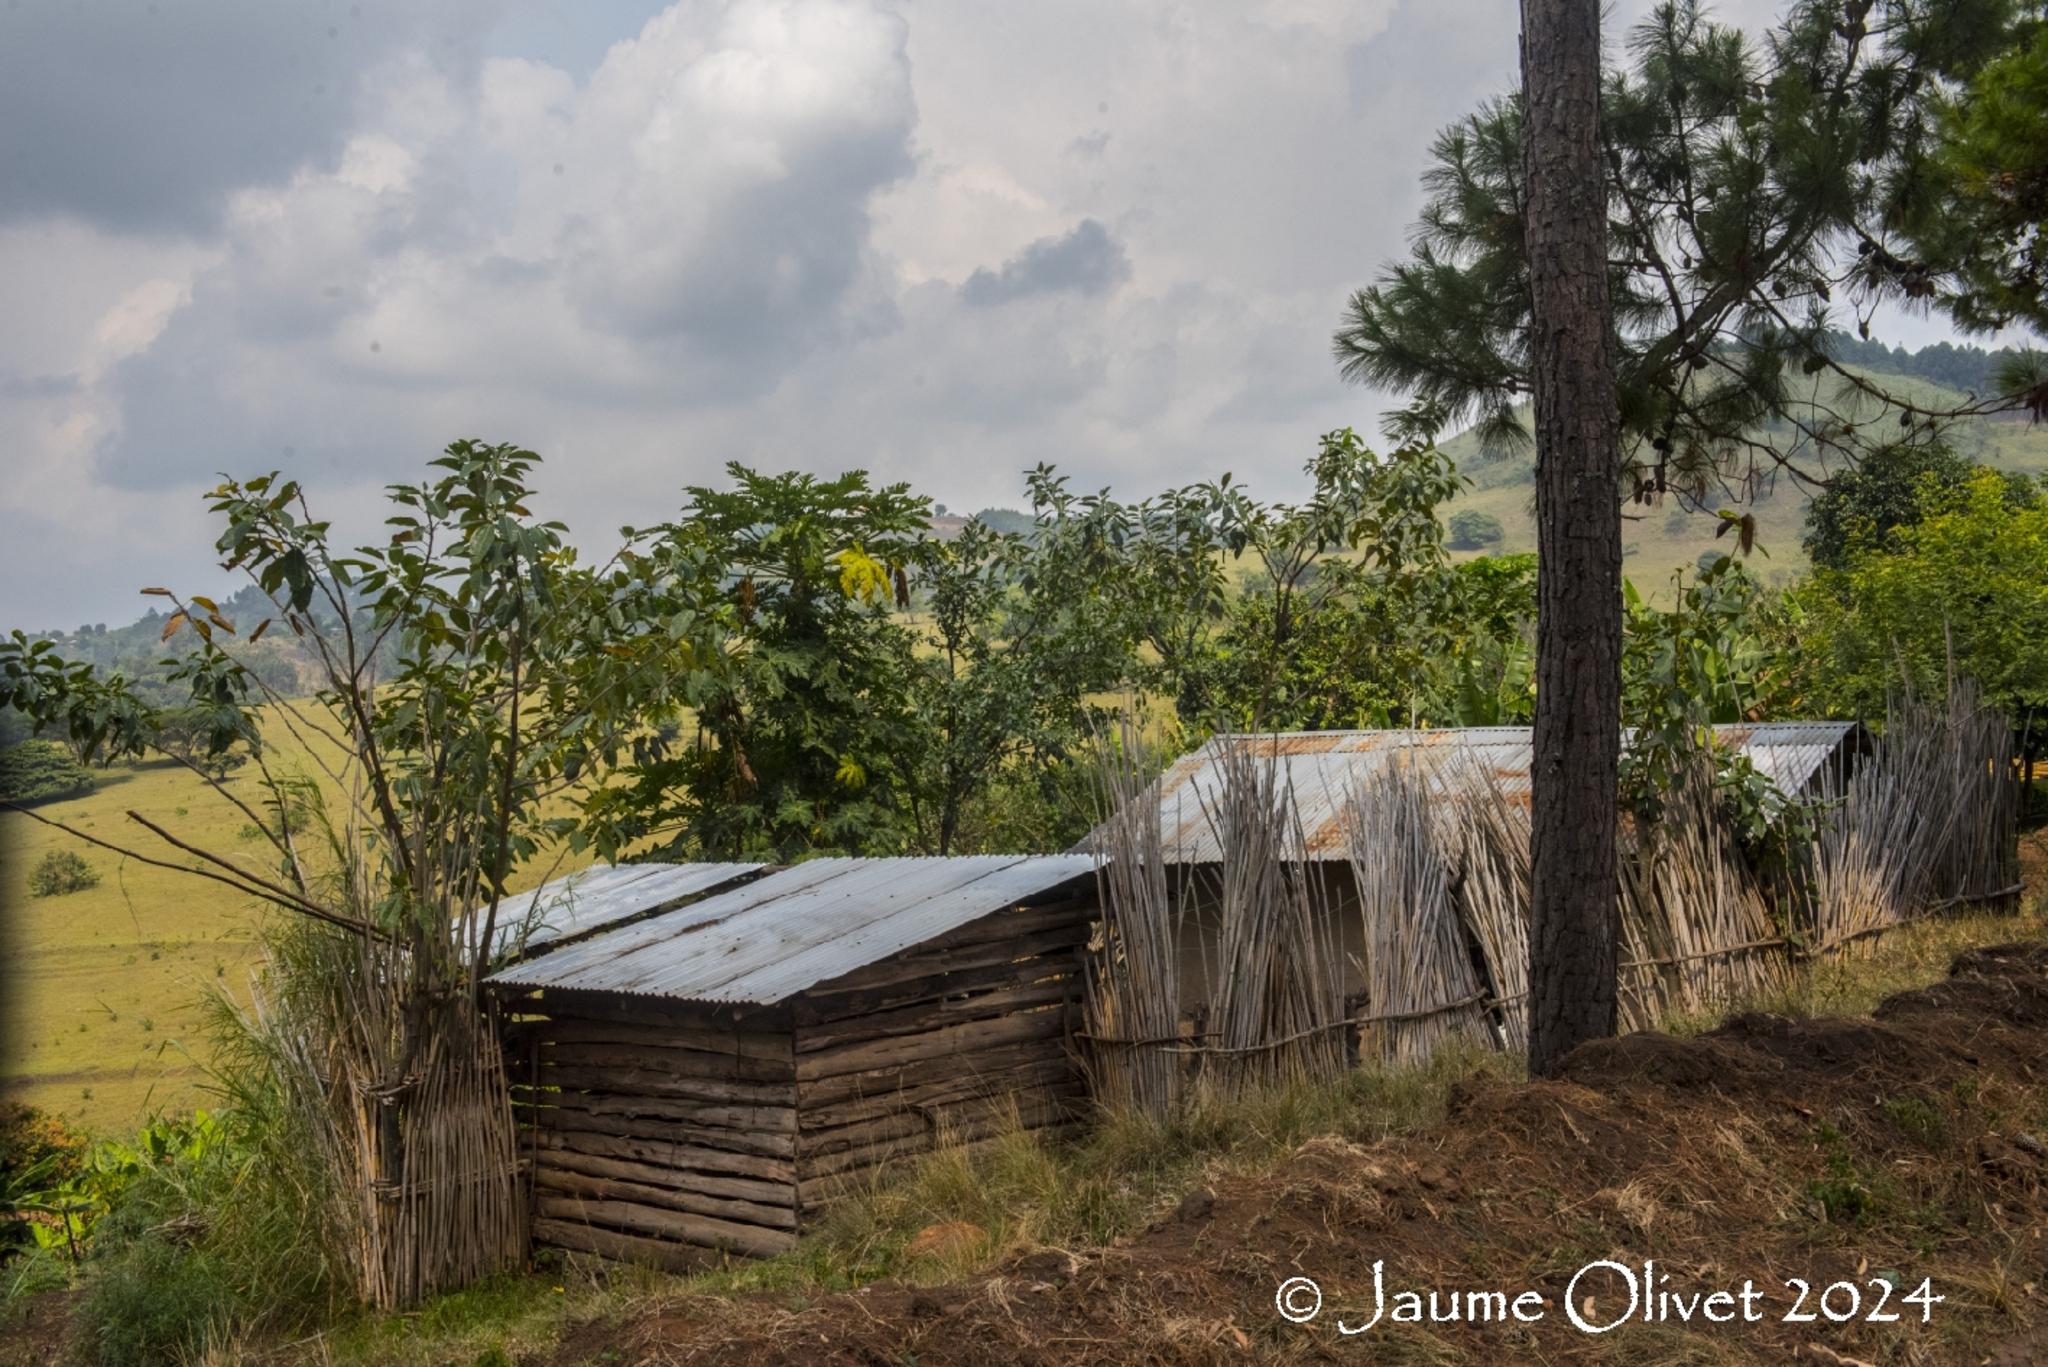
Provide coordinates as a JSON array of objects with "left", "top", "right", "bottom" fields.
[
  {"left": 486, "top": 854, "right": 1098, "bottom": 1003},
  {"left": 485, "top": 862, "right": 764, "bottom": 960},
  {"left": 1082, "top": 722, "right": 1858, "bottom": 864}
]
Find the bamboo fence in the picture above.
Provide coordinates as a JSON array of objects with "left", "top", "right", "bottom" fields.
[
  {"left": 1078, "top": 680, "right": 2021, "bottom": 1096},
  {"left": 1341, "top": 759, "right": 1494, "bottom": 1065},
  {"left": 1191, "top": 738, "right": 1349, "bottom": 1096},
  {"left": 1081, "top": 715, "right": 1184, "bottom": 1116}
]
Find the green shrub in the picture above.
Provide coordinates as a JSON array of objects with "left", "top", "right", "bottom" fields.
[
  {"left": 28, "top": 849, "right": 98, "bottom": 899},
  {"left": 0, "top": 740, "right": 93, "bottom": 807},
  {"left": 66, "top": 1104, "right": 338, "bottom": 1365},
  {"left": 1447, "top": 508, "right": 1506, "bottom": 550},
  {"left": 82, "top": 1235, "right": 237, "bottom": 1367}
]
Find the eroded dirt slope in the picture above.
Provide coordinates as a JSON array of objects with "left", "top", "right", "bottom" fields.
[{"left": 551, "top": 942, "right": 2048, "bottom": 1365}]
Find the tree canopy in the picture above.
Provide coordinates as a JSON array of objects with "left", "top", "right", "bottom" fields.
[{"left": 1335, "top": 0, "right": 2045, "bottom": 505}]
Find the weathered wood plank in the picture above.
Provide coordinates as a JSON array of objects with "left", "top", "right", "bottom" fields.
[
  {"left": 794, "top": 1005, "right": 1075, "bottom": 1081},
  {"left": 522, "top": 1087, "right": 796, "bottom": 1135},
  {"left": 537, "top": 1195, "right": 795, "bottom": 1258},
  {"left": 532, "top": 1141, "right": 792, "bottom": 1206},
  {"left": 795, "top": 1103, "right": 1080, "bottom": 1200},
  {"left": 528, "top": 1128, "right": 795, "bottom": 1184},
  {"left": 526, "top": 1065, "right": 795, "bottom": 1106},
  {"left": 535, "top": 1166, "right": 798, "bottom": 1231},
  {"left": 792, "top": 956, "right": 1080, "bottom": 1026},
  {"left": 796, "top": 1054, "right": 1076, "bottom": 1133},
  {"left": 526, "top": 1106, "right": 798, "bottom": 1161},
  {"left": 534, "top": 1042, "right": 795, "bottom": 1084},
  {"left": 805, "top": 926, "right": 1087, "bottom": 997},
  {"left": 534, "top": 1217, "right": 720, "bottom": 1272},
  {"left": 793, "top": 981, "right": 1076, "bottom": 1054},
  {"left": 512, "top": 1032, "right": 798, "bottom": 1073},
  {"left": 798, "top": 1085, "right": 1085, "bottom": 1165},
  {"left": 796, "top": 1037, "right": 1075, "bottom": 1109},
  {"left": 520, "top": 991, "right": 793, "bottom": 1037}
]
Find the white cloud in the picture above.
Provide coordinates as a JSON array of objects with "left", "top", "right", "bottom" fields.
[{"left": 2, "top": 0, "right": 1785, "bottom": 629}]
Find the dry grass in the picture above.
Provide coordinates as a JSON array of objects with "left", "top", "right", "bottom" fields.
[{"left": 1657, "top": 899, "right": 2045, "bottom": 1035}]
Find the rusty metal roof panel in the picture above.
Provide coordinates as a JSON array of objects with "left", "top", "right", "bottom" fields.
[
  {"left": 486, "top": 862, "right": 764, "bottom": 960},
  {"left": 486, "top": 854, "right": 1097, "bottom": 1004},
  {"left": 1096, "top": 722, "right": 1858, "bottom": 864}
]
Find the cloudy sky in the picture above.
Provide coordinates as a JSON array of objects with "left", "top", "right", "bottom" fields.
[{"left": 0, "top": 0, "right": 1930, "bottom": 630}]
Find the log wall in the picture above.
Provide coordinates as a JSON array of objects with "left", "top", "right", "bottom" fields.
[
  {"left": 789, "top": 892, "right": 1093, "bottom": 1207},
  {"left": 498, "top": 881, "right": 1097, "bottom": 1264},
  {"left": 501, "top": 992, "right": 801, "bottom": 1267}
]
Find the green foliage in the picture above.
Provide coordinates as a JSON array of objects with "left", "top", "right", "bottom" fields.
[
  {"left": 1916, "top": 14, "right": 2048, "bottom": 331},
  {"left": 1619, "top": 558, "right": 1817, "bottom": 856},
  {"left": 0, "top": 1103, "right": 86, "bottom": 1261},
  {"left": 27, "top": 849, "right": 98, "bottom": 898},
  {"left": 1802, "top": 441, "right": 2036, "bottom": 568},
  {"left": 908, "top": 514, "right": 1126, "bottom": 854},
  {"left": 1336, "top": 0, "right": 2033, "bottom": 489},
  {"left": 1790, "top": 467, "right": 2048, "bottom": 756},
  {"left": 56, "top": 1104, "right": 336, "bottom": 1366},
  {"left": 81, "top": 1235, "right": 239, "bottom": 1366},
  {"left": 153, "top": 705, "right": 255, "bottom": 782},
  {"left": 0, "top": 739, "right": 94, "bottom": 807},
  {"left": 585, "top": 464, "right": 935, "bottom": 861},
  {"left": 1097, "top": 428, "right": 1476, "bottom": 730},
  {"left": 1446, "top": 508, "right": 1505, "bottom": 550},
  {"left": 1820, "top": 329, "right": 2040, "bottom": 395}
]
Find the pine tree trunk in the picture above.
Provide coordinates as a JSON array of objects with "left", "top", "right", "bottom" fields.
[{"left": 1521, "top": 0, "right": 1622, "bottom": 1076}]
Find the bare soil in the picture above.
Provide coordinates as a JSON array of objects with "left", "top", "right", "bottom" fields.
[{"left": 542, "top": 938, "right": 2048, "bottom": 1365}]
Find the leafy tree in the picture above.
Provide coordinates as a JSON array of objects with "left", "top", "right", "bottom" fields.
[
  {"left": 1199, "top": 552, "right": 1538, "bottom": 731},
  {"left": 0, "top": 740, "right": 94, "bottom": 807},
  {"left": 1, "top": 441, "right": 714, "bottom": 1314},
  {"left": 1790, "top": 466, "right": 2048, "bottom": 760},
  {"left": 1447, "top": 508, "right": 1506, "bottom": 550},
  {"left": 1336, "top": 0, "right": 2035, "bottom": 504},
  {"left": 155, "top": 705, "right": 254, "bottom": 782},
  {"left": 1801, "top": 441, "right": 2036, "bottom": 567},
  {"left": 585, "top": 465, "right": 932, "bottom": 861},
  {"left": 906, "top": 515, "right": 1127, "bottom": 854},
  {"left": 1913, "top": 12, "right": 2048, "bottom": 334},
  {"left": 1621, "top": 559, "right": 1798, "bottom": 797}
]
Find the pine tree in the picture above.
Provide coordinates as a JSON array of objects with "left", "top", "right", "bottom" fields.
[
  {"left": 1335, "top": 0, "right": 2034, "bottom": 509},
  {"left": 1521, "top": 0, "right": 1625, "bottom": 1076}
]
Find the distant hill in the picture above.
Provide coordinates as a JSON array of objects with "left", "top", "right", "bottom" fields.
[
  {"left": 8, "top": 582, "right": 384, "bottom": 707},
  {"left": 1438, "top": 354, "right": 2048, "bottom": 595}
]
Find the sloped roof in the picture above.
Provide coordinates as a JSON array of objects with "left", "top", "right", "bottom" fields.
[
  {"left": 1082, "top": 722, "right": 1859, "bottom": 865},
  {"left": 486, "top": 854, "right": 1097, "bottom": 1004},
  {"left": 485, "top": 862, "right": 764, "bottom": 960}
]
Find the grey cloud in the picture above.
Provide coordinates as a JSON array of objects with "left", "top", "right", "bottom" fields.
[
  {"left": 1066, "top": 129, "right": 1111, "bottom": 160},
  {"left": 0, "top": 370, "right": 79, "bottom": 399},
  {"left": 960, "top": 219, "right": 1131, "bottom": 307},
  {"left": 0, "top": 1, "right": 506, "bottom": 233},
  {"left": 567, "top": 137, "right": 915, "bottom": 356}
]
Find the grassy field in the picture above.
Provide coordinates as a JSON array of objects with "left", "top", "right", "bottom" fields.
[
  {"left": 0, "top": 714, "right": 598, "bottom": 1135},
  {"left": 1437, "top": 370, "right": 2048, "bottom": 594}
]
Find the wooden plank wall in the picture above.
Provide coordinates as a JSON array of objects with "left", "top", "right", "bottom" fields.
[
  {"left": 501, "top": 992, "right": 801, "bottom": 1268},
  {"left": 789, "top": 891, "right": 1094, "bottom": 1209}
]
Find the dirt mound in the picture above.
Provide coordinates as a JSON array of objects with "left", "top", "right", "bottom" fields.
[{"left": 541, "top": 942, "right": 2048, "bottom": 1365}]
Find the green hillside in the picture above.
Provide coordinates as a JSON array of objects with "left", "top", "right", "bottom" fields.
[{"left": 1437, "top": 366, "right": 2048, "bottom": 596}]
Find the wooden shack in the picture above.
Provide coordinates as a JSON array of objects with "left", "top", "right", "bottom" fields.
[{"left": 486, "top": 854, "right": 1098, "bottom": 1269}]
